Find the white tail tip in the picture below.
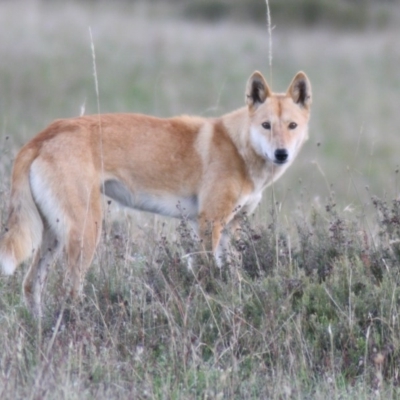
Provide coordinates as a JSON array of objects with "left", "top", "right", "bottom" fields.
[{"left": 0, "top": 253, "right": 17, "bottom": 275}]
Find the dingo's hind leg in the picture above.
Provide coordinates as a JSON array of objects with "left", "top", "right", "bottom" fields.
[
  {"left": 23, "top": 225, "right": 62, "bottom": 317},
  {"left": 65, "top": 189, "right": 102, "bottom": 300},
  {"left": 30, "top": 158, "right": 102, "bottom": 312}
]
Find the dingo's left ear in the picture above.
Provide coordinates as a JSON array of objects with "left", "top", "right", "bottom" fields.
[
  {"left": 287, "top": 72, "right": 312, "bottom": 109},
  {"left": 245, "top": 71, "right": 272, "bottom": 110}
]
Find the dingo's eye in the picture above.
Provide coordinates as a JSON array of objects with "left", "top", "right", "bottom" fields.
[
  {"left": 288, "top": 122, "right": 297, "bottom": 130},
  {"left": 262, "top": 122, "right": 271, "bottom": 130}
]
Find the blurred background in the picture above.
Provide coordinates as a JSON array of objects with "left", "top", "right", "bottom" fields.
[{"left": 0, "top": 0, "right": 399, "bottom": 228}]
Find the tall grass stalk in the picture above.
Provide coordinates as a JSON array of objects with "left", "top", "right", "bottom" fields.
[
  {"left": 265, "top": 0, "right": 273, "bottom": 84},
  {"left": 89, "top": 27, "right": 107, "bottom": 226}
]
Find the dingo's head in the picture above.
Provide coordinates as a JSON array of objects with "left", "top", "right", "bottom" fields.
[{"left": 246, "top": 71, "right": 311, "bottom": 166}]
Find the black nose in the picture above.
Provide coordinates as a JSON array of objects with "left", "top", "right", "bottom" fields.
[{"left": 274, "top": 149, "right": 288, "bottom": 164}]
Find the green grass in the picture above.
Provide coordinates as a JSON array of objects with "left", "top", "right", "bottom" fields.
[{"left": 2, "top": 0, "right": 400, "bottom": 398}]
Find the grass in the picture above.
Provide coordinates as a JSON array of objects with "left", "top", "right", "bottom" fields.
[
  {"left": 1, "top": 0, "right": 400, "bottom": 398},
  {"left": 3, "top": 195, "right": 400, "bottom": 398}
]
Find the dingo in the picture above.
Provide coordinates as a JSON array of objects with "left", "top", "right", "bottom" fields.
[{"left": 0, "top": 71, "right": 311, "bottom": 316}]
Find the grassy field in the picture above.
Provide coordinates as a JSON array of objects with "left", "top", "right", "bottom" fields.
[{"left": 1, "top": 0, "right": 400, "bottom": 398}]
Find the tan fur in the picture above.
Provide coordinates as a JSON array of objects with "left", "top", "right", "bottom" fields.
[{"left": 0, "top": 71, "right": 311, "bottom": 316}]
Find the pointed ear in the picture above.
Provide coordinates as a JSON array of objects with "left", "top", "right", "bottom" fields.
[
  {"left": 287, "top": 71, "right": 312, "bottom": 109},
  {"left": 245, "top": 71, "right": 271, "bottom": 110}
]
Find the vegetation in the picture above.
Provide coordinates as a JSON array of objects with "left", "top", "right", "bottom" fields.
[
  {"left": 1, "top": 0, "right": 400, "bottom": 398},
  {"left": 181, "top": 0, "right": 396, "bottom": 29},
  {"left": 2, "top": 191, "right": 400, "bottom": 398}
]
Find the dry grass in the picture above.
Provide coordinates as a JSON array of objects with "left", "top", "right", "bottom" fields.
[{"left": 1, "top": 1, "right": 400, "bottom": 398}]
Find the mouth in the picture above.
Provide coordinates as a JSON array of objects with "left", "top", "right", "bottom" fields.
[{"left": 273, "top": 159, "right": 288, "bottom": 165}]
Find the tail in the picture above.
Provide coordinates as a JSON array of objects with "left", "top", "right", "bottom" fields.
[{"left": 0, "top": 145, "right": 43, "bottom": 275}]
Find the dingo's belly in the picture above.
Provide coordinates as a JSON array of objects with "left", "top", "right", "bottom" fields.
[{"left": 103, "top": 179, "right": 198, "bottom": 219}]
